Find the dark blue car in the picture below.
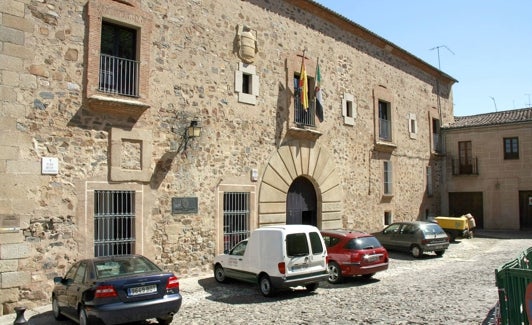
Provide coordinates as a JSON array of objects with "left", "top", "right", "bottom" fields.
[{"left": 52, "top": 254, "right": 182, "bottom": 325}]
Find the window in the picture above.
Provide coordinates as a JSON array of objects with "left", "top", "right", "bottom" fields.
[
  {"left": 322, "top": 235, "right": 341, "bottom": 248},
  {"left": 286, "top": 233, "right": 310, "bottom": 257},
  {"left": 309, "top": 232, "right": 324, "bottom": 254},
  {"left": 234, "top": 62, "right": 259, "bottom": 105},
  {"left": 94, "top": 190, "right": 135, "bottom": 257},
  {"left": 73, "top": 262, "right": 87, "bottom": 284},
  {"left": 342, "top": 93, "right": 356, "bottom": 126},
  {"left": 294, "top": 73, "right": 315, "bottom": 126},
  {"left": 379, "top": 100, "right": 391, "bottom": 141},
  {"left": 384, "top": 211, "right": 392, "bottom": 225},
  {"left": 99, "top": 21, "right": 139, "bottom": 97},
  {"left": 408, "top": 113, "right": 417, "bottom": 139},
  {"left": 503, "top": 137, "right": 519, "bottom": 159},
  {"left": 432, "top": 118, "right": 441, "bottom": 152},
  {"left": 223, "top": 192, "right": 250, "bottom": 252},
  {"left": 459, "top": 141, "right": 473, "bottom": 174},
  {"left": 383, "top": 161, "right": 393, "bottom": 195},
  {"left": 426, "top": 166, "right": 433, "bottom": 197}
]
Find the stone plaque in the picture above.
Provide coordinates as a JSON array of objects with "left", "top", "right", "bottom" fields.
[
  {"left": 172, "top": 197, "right": 198, "bottom": 214},
  {"left": 0, "top": 215, "right": 20, "bottom": 233}
]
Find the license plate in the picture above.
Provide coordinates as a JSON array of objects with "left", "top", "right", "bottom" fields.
[
  {"left": 291, "top": 264, "right": 308, "bottom": 271},
  {"left": 365, "top": 255, "right": 379, "bottom": 263},
  {"left": 128, "top": 284, "right": 157, "bottom": 296}
]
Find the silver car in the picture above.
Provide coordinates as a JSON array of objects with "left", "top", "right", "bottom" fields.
[{"left": 373, "top": 221, "right": 450, "bottom": 258}]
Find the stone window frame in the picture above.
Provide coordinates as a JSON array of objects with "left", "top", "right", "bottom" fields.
[
  {"left": 110, "top": 127, "right": 152, "bottom": 182},
  {"left": 373, "top": 86, "right": 396, "bottom": 150},
  {"left": 286, "top": 54, "right": 319, "bottom": 126},
  {"left": 80, "top": 181, "right": 145, "bottom": 258},
  {"left": 85, "top": 0, "right": 152, "bottom": 115},
  {"left": 342, "top": 93, "right": 356, "bottom": 126},
  {"left": 235, "top": 62, "right": 260, "bottom": 105},
  {"left": 216, "top": 179, "right": 257, "bottom": 254}
]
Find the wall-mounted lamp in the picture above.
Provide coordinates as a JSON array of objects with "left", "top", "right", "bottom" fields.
[
  {"left": 170, "top": 118, "right": 202, "bottom": 153},
  {"left": 187, "top": 119, "right": 202, "bottom": 139}
]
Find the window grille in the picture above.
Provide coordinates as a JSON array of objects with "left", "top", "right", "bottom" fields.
[
  {"left": 223, "top": 192, "right": 250, "bottom": 252},
  {"left": 94, "top": 190, "right": 135, "bottom": 257}
]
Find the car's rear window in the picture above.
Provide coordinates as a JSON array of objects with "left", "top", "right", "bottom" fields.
[
  {"left": 346, "top": 236, "right": 382, "bottom": 250},
  {"left": 95, "top": 257, "right": 161, "bottom": 278},
  {"left": 309, "top": 232, "right": 324, "bottom": 254},
  {"left": 286, "top": 233, "right": 310, "bottom": 257},
  {"left": 420, "top": 224, "right": 446, "bottom": 235}
]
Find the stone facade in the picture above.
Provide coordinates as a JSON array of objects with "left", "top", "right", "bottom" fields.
[
  {"left": 442, "top": 108, "right": 532, "bottom": 230},
  {"left": 0, "top": 0, "right": 455, "bottom": 313}
]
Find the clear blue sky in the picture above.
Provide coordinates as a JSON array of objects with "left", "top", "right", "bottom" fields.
[{"left": 314, "top": 1, "right": 532, "bottom": 116}]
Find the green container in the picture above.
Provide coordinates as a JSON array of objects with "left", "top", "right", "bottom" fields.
[{"left": 495, "top": 247, "right": 532, "bottom": 325}]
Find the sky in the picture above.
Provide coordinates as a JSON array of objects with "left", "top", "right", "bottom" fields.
[{"left": 314, "top": 1, "right": 532, "bottom": 117}]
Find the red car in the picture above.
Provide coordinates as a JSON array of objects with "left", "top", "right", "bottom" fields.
[{"left": 321, "top": 229, "right": 389, "bottom": 284}]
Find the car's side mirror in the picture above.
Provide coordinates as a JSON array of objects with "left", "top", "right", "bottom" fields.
[{"left": 53, "top": 276, "right": 63, "bottom": 284}]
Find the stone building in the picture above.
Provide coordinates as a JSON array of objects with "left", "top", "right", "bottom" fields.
[
  {"left": 441, "top": 107, "right": 532, "bottom": 230},
  {"left": 0, "top": 0, "right": 456, "bottom": 313}
]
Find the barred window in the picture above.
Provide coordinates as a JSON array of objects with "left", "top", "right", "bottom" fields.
[
  {"left": 94, "top": 190, "right": 135, "bottom": 257},
  {"left": 223, "top": 192, "right": 250, "bottom": 252}
]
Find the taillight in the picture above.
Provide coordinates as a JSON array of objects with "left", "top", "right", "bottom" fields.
[
  {"left": 166, "top": 276, "right": 180, "bottom": 290},
  {"left": 95, "top": 285, "right": 117, "bottom": 298},
  {"left": 278, "top": 262, "right": 286, "bottom": 274},
  {"left": 350, "top": 252, "right": 361, "bottom": 262}
]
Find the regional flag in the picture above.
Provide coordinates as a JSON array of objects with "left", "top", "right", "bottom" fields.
[
  {"left": 315, "top": 61, "right": 323, "bottom": 121},
  {"left": 299, "top": 56, "right": 309, "bottom": 110}
]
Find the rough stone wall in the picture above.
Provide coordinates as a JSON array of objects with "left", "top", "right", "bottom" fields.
[{"left": 0, "top": 0, "right": 454, "bottom": 313}]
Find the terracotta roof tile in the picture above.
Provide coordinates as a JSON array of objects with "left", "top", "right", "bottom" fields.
[{"left": 444, "top": 107, "right": 532, "bottom": 129}]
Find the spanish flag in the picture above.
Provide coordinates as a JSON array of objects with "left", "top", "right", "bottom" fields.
[{"left": 299, "top": 56, "right": 309, "bottom": 110}]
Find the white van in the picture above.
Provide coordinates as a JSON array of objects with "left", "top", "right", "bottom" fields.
[{"left": 213, "top": 224, "right": 329, "bottom": 296}]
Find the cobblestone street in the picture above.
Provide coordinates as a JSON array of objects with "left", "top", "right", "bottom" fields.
[{"left": 2, "top": 233, "right": 530, "bottom": 325}]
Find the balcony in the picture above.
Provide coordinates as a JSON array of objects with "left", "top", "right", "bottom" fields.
[
  {"left": 99, "top": 54, "right": 139, "bottom": 97},
  {"left": 287, "top": 92, "right": 322, "bottom": 141},
  {"left": 452, "top": 157, "right": 479, "bottom": 175}
]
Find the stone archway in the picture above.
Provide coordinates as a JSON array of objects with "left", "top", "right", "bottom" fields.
[{"left": 258, "top": 139, "right": 343, "bottom": 229}]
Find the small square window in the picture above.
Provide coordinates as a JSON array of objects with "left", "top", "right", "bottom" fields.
[
  {"left": 342, "top": 93, "right": 356, "bottom": 125},
  {"left": 235, "top": 63, "right": 259, "bottom": 105}
]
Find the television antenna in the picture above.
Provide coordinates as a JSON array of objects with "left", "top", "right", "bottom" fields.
[{"left": 429, "top": 45, "right": 455, "bottom": 70}]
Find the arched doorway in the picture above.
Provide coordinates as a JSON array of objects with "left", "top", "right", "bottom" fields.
[{"left": 286, "top": 176, "right": 317, "bottom": 226}]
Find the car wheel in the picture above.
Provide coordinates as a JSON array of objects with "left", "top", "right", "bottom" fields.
[
  {"left": 259, "top": 274, "right": 275, "bottom": 297},
  {"left": 435, "top": 250, "right": 445, "bottom": 257},
  {"left": 79, "top": 307, "right": 89, "bottom": 325},
  {"left": 411, "top": 245, "right": 423, "bottom": 258},
  {"left": 305, "top": 282, "right": 319, "bottom": 292},
  {"left": 52, "top": 296, "right": 64, "bottom": 320},
  {"left": 327, "top": 261, "right": 343, "bottom": 284},
  {"left": 214, "top": 264, "right": 226, "bottom": 283},
  {"left": 361, "top": 273, "right": 375, "bottom": 280},
  {"left": 157, "top": 316, "right": 173, "bottom": 325}
]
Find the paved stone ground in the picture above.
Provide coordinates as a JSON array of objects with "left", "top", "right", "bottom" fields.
[{"left": 2, "top": 231, "right": 530, "bottom": 325}]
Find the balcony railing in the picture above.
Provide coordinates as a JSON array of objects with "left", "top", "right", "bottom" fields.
[
  {"left": 452, "top": 157, "right": 479, "bottom": 175},
  {"left": 379, "top": 118, "right": 391, "bottom": 141},
  {"left": 294, "top": 88, "right": 316, "bottom": 127},
  {"left": 99, "top": 54, "right": 139, "bottom": 97}
]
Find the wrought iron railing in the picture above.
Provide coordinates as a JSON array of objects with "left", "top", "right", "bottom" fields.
[
  {"left": 379, "top": 118, "right": 391, "bottom": 141},
  {"left": 452, "top": 157, "right": 479, "bottom": 175},
  {"left": 294, "top": 88, "right": 316, "bottom": 127},
  {"left": 99, "top": 54, "right": 139, "bottom": 97}
]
